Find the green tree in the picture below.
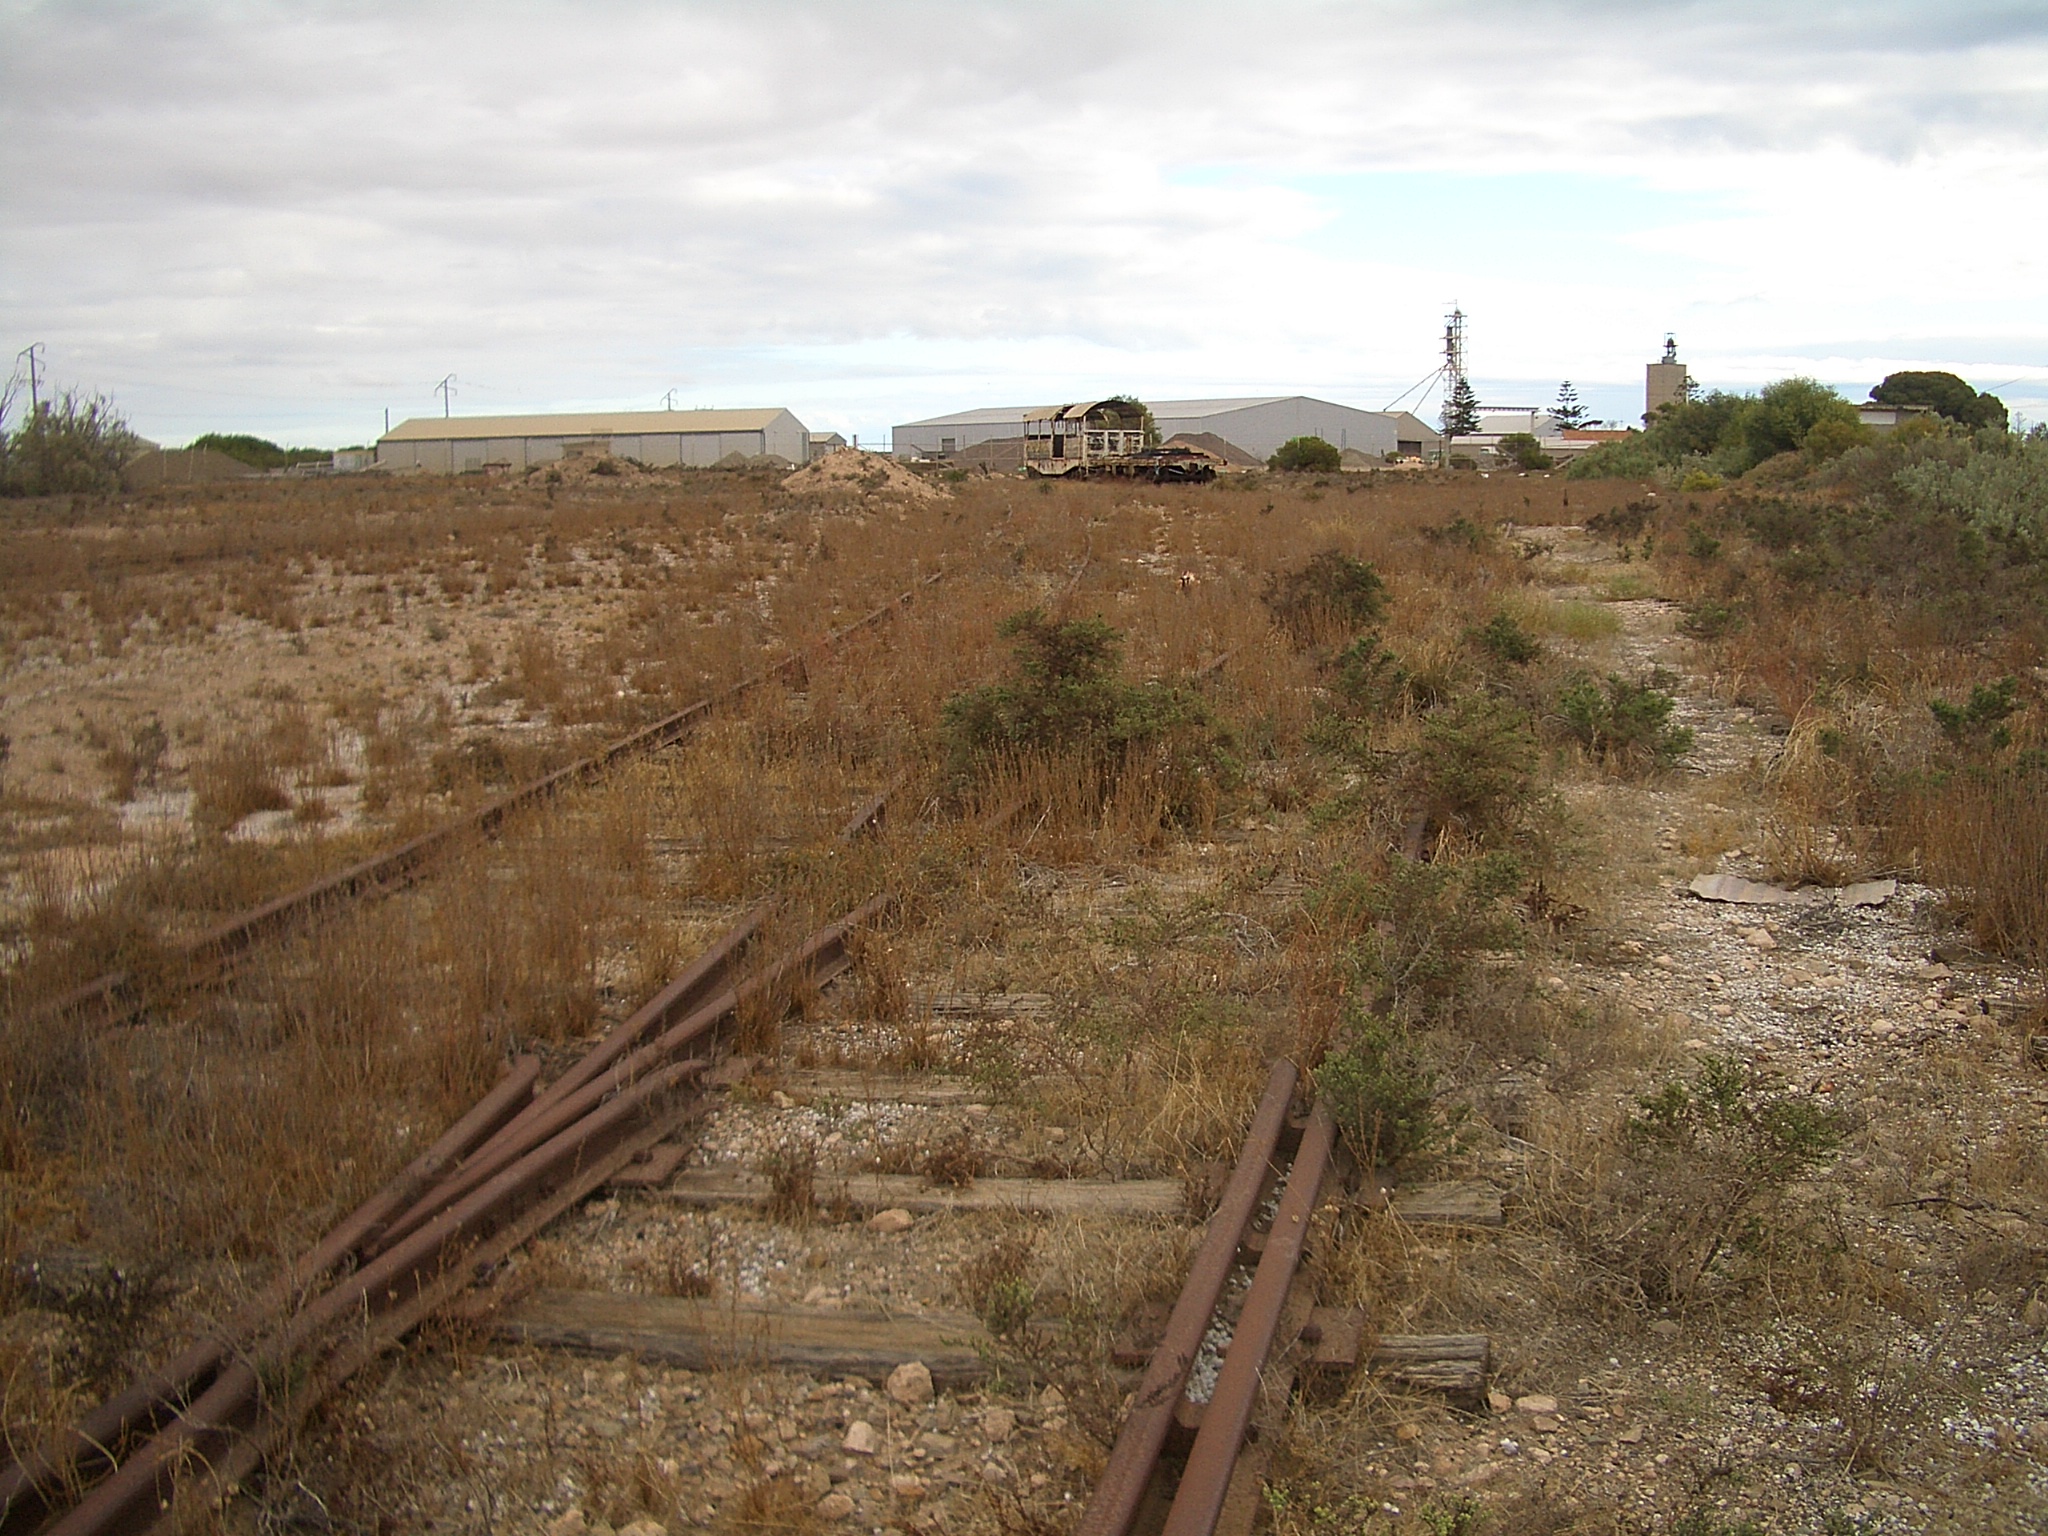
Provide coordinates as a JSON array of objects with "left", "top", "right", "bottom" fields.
[
  {"left": 1738, "top": 377, "right": 1858, "bottom": 470},
  {"left": 1442, "top": 375, "right": 1481, "bottom": 438},
  {"left": 1644, "top": 390, "right": 1749, "bottom": 463},
  {"left": 1495, "top": 432, "right": 1553, "bottom": 471},
  {"left": 1101, "top": 395, "right": 1159, "bottom": 446},
  {"left": 1, "top": 386, "right": 142, "bottom": 497},
  {"left": 1268, "top": 435, "right": 1341, "bottom": 472},
  {"left": 1871, "top": 371, "right": 2007, "bottom": 432},
  {"left": 1552, "top": 380, "right": 1590, "bottom": 429}
]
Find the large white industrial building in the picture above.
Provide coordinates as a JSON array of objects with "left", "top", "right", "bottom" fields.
[
  {"left": 893, "top": 396, "right": 1440, "bottom": 464},
  {"left": 377, "top": 408, "right": 813, "bottom": 473}
]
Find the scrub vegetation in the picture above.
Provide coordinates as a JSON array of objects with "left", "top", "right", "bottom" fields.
[{"left": 1, "top": 437, "right": 2042, "bottom": 1534}]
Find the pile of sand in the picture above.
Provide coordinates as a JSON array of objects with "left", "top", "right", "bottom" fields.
[{"left": 782, "top": 448, "right": 947, "bottom": 503}]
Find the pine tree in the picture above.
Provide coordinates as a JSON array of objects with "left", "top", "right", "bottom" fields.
[
  {"left": 1443, "top": 375, "right": 1481, "bottom": 438},
  {"left": 1553, "top": 380, "right": 1590, "bottom": 430}
]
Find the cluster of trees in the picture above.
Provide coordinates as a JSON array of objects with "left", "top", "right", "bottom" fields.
[
  {"left": 1569, "top": 370, "right": 2010, "bottom": 483},
  {"left": 191, "top": 433, "right": 335, "bottom": 471}
]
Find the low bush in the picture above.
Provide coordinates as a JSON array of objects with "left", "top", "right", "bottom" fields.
[
  {"left": 1555, "top": 671, "right": 1693, "bottom": 772},
  {"left": 1262, "top": 551, "right": 1387, "bottom": 647},
  {"left": 1579, "top": 1055, "right": 1845, "bottom": 1306},
  {"left": 189, "top": 738, "right": 292, "bottom": 832},
  {"left": 1268, "top": 435, "right": 1341, "bottom": 473},
  {"left": 1928, "top": 675, "right": 2020, "bottom": 755},
  {"left": 1328, "top": 633, "right": 1403, "bottom": 715},
  {"left": 940, "top": 609, "right": 1232, "bottom": 822},
  {"left": 1496, "top": 432, "right": 1553, "bottom": 472},
  {"left": 1678, "top": 598, "right": 1743, "bottom": 639},
  {"left": 1583, "top": 499, "right": 1654, "bottom": 540},
  {"left": 1468, "top": 611, "right": 1542, "bottom": 667},
  {"left": 959, "top": 1233, "right": 1036, "bottom": 1338},
  {"left": 1409, "top": 693, "right": 1539, "bottom": 844},
  {"left": 1316, "top": 1014, "right": 1442, "bottom": 1167},
  {"left": 1340, "top": 852, "right": 1527, "bottom": 1010}
]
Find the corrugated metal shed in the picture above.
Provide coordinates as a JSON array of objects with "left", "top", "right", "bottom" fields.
[
  {"left": 377, "top": 408, "right": 810, "bottom": 473},
  {"left": 382, "top": 409, "right": 786, "bottom": 441}
]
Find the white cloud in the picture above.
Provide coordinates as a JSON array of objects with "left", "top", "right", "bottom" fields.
[{"left": 2, "top": 0, "right": 2045, "bottom": 443}]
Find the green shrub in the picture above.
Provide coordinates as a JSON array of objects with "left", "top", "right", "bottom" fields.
[
  {"left": 1565, "top": 435, "right": 1662, "bottom": 480},
  {"left": 1344, "top": 853, "right": 1526, "bottom": 1006},
  {"left": 1893, "top": 429, "right": 2048, "bottom": 555},
  {"left": 1262, "top": 550, "right": 1387, "bottom": 646},
  {"left": 959, "top": 1234, "right": 1036, "bottom": 1338},
  {"left": 1801, "top": 416, "right": 1867, "bottom": 463},
  {"left": 1555, "top": 671, "right": 1693, "bottom": 771},
  {"left": 939, "top": 608, "right": 1231, "bottom": 817},
  {"left": 1468, "top": 611, "right": 1542, "bottom": 667},
  {"left": 1329, "top": 633, "right": 1403, "bottom": 714},
  {"left": 1595, "top": 1055, "right": 1845, "bottom": 1304},
  {"left": 1421, "top": 515, "right": 1486, "bottom": 551},
  {"left": 1496, "top": 432, "right": 1553, "bottom": 471},
  {"left": 1928, "top": 675, "right": 2020, "bottom": 755},
  {"left": 1679, "top": 598, "right": 1743, "bottom": 639},
  {"left": 1268, "top": 435, "right": 1342, "bottom": 472},
  {"left": 1684, "top": 525, "right": 1722, "bottom": 560},
  {"left": 1411, "top": 694, "right": 1538, "bottom": 842},
  {"left": 1316, "top": 1015, "right": 1441, "bottom": 1167},
  {"left": 1, "top": 388, "right": 142, "bottom": 497}
]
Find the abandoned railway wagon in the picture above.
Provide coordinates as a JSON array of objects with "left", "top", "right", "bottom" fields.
[
  {"left": 376, "top": 407, "right": 814, "bottom": 473},
  {"left": 1015, "top": 400, "right": 1217, "bottom": 482}
]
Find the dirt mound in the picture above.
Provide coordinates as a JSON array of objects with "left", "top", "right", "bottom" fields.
[
  {"left": 1165, "top": 431, "right": 1259, "bottom": 468},
  {"left": 525, "top": 453, "right": 666, "bottom": 485},
  {"left": 782, "top": 448, "right": 947, "bottom": 502}
]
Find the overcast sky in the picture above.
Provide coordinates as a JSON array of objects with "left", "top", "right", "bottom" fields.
[{"left": 3, "top": 1, "right": 2045, "bottom": 448}]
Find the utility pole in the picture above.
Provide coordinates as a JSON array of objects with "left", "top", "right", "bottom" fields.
[
  {"left": 435, "top": 374, "right": 456, "bottom": 417},
  {"left": 17, "top": 343, "right": 44, "bottom": 414},
  {"left": 662, "top": 389, "right": 678, "bottom": 411}
]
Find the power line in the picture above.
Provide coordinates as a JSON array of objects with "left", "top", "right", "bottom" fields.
[{"left": 435, "top": 373, "right": 457, "bottom": 417}]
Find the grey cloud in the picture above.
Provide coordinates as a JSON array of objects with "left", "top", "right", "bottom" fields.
[{"left": 3, "top": 0, "right": 2044, "bottom": 440}]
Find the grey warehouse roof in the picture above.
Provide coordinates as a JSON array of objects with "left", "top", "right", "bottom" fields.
[
  {"left": 382, "top": 408, "right": 791, "bottom": 442},
  {"left": 897, "top": 397, "right": 1299, "bottom": 430}
]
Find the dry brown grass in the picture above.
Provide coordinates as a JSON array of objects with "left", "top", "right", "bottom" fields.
[{"left": 0, "top": 465, "right": 1669, "bottom": 1521}]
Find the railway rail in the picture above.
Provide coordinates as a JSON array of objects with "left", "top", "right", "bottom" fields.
[
  {"left": 5, "top": 594, "right": 1492, "bottom": 1536},
  {"left": 1, "top": 786, "right": 904, "bottom": 1536},
  {"left": 21, "top": 577, "right": 937, "bottom": 1038}
]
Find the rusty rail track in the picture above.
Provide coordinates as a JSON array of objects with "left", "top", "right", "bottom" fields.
[
  {"left": 1, "top": 785, "right": 905, "bottom": 1536},
  {"left": 1078, "top": 1059, "right": 1340, "bottom": 1536},
  {"left": 24, "top": 578, "right": 936, "bottom": 1036}
]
